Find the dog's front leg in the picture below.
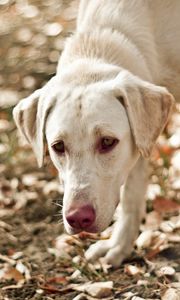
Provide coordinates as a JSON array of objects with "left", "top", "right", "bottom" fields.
[{"left": 85, "top": 157, "right": 148, "bottom": 267}]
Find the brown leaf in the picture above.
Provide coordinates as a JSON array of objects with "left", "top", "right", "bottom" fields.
[
  {"left": 39, "top": 284, "right": 64, "bottom": 294},
  {"left": 153, "top": 197, "right": 180, "bottom": 214},
  {"left": 1, "top": 266, "right": 24, "bottom": 282},
  {"left": 46, "top": 276, "right": 68, "bottom": 285},
  {"left": 159, "top": 144, "right": 175, "bottom": 156}
]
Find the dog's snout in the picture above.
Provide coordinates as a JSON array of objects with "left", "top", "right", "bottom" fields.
[{"left": 66, "top": 205, "right": 96, "bottom": 230}]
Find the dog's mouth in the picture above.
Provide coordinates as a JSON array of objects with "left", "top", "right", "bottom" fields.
[{"left": 66, "top": 225, "right": 99, "bottom": 235}]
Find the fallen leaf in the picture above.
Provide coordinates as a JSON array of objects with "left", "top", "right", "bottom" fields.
[
  {"left": 132, "top": 297, "right": 145, "bottom": 300},
  {"left": 168, "top": 131, "right": 180, "bottom": 148},
  {"left": 43, "top": 180, "right": 61, "bottom": 195},
  {"left": 162, "top": 288, "right": 180, "bottom": 300},
  {"left": 46, "top": 276, "right": 68, "bottom": 285},
  {"left": 43, "top": 22, "right": 63, "bottom": 36},
  {"left": 137, "top": 280, "right": 148, "bottom": 286},
  {"left": 171, "top": 282, "right": 180, "bottom": 289},
  {"left": 16, "top": 261, "right": 31, "bottom": 280},
  {"left": 171, "top": 150, "right": 180, "bottom": 172},
  {"left": 22, "top": 174, "right": 38, "bottom": 186},
  {"left": 0, "top": 89, "right": 19, "bottom": 108},
  {"left": 72, "top": 294, "right": 88, "bottom": 300},
  {"left": 39, "top": 284, "right": 64, "bottom": 294},
  {"left": 145, "top": 231, "right": 169, "bottom": 259},
  {"left": 152, "top": 231, "right": 169, "bottom": 249},
  {"left": 158, "top": 144, "right": 175, "bottom": 156},
  {"left": 136, "top": 230, "right": 154, "bottom": 249},
  {"left": 0, "top": 253, "right": 16, "bottom": 265},
  {"left": 85, "top": 281, "right": 113, "bottom": 298},
  {"left": 145, "top": 211, "right": 162, "bottom": 230},
  {"left": 146, "top": 184, "right": 161, "bottom": 200},
  {"left": 167, "top": 233, "right": 180, "bottom": 243},
  {"left": 156, "top": 266, "right": 175, "bottom": 277},
  {"left": 54, "top": 234, "right": 78, "bottom": 258},
  {"left": 70, "top": 269, "right": 82, "bottom": 280},
  {"left": 10, "top": 252, "right": 23, "bottom": 260},
  {"left": 0, "top": 266, "right": 24, "bottom": 282},
  {"left": 78, "top": 232, "right": 100, "bottom": 240},
  {"left": 153, "top": 197, "right": 180, "bottom": 214},
  {"left": 0, "top": 119, "right": 12, "bottom": 132},
  {"left": 160, "top": 220, "right": 176, "bottom": 233},
  {"left": 124, "top": 265, "right": 143, "bottom": 276}
]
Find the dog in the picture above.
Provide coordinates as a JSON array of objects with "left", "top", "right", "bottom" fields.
[{"left": 13, "top": 0, "right": 180, "bottom": 267}]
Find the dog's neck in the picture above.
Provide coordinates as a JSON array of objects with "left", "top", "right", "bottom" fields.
[{"left": 57, "top": 28, "right": 154, "bottom": 84}]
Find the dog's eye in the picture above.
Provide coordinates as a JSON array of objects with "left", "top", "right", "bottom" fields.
[
  {"left": 52, "top": 141, "right": 65, "bottom": 155},
  {"left": 99, "top": 137, "right": 119, "bottom": 153}
]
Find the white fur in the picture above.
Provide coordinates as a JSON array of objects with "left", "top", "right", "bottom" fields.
[{"left": 13, "top": 0, "right": 179, "bottom": 267}]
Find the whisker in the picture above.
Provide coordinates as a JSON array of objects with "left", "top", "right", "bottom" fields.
[
  {"left": 58, "top": 219, "right": 64, "bottom": 225},
  {"left": 52, "top": 200, "right": 63, "bottom": 208},
  {"left": 54, "top": 213, "right": 63, "bottom": 217}
]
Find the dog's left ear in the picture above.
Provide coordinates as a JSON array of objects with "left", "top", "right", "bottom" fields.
[
  {"left": 13, "top": 79, "right": 56, "bottom": 167},
  {"left": 113, "top": 72, "right": 175, "bottom": 157}
]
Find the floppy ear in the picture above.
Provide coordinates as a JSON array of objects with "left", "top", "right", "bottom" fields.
[
  {"left": 13, "top": 84, "right": 56, "bottom": 167},
  {"left": 113, "top": 72, "right": 175, "bottom": 157}
]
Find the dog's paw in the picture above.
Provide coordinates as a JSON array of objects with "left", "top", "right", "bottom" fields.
[
  {"left": 85, "top": 240, "right": 111, "bottom": 262},
  {"left": 85, "top": 239, "right": 132, "bottom": 268}
]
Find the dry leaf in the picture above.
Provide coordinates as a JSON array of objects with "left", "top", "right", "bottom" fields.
[
  {"left": 73, "top": 294, "right": 88, "bottom": 300},
  {"left": 0, "top": 253, "right": 16, "bottom": 265},
  {"left": 44, "top": 22, "right": 63, "bottom": 36},
  {"left": 151, "top": 231, "right": 168, "bottom": 249},
  {"left": 162, "top": 288, "right": 180, "bottom": 300},
  {"left": 22, "top": 174, "right": 38, "bottom": 186},
  {"left": 70, "top": 269, "right": 82, "bottom": 280},
  {"left": 168, "top": 132, "right": 180, "bottom": 148},
  {"left": 0, "top": 89, "right": 19, "bottom": 108},
  {"left": 136, "top": 230, "right": 154, "bottom": 249},
  {"left": 71, "top": 282, "right": 113, "bottom": 298},
  {"left": 137, "top": 280, "right": 148, "bottom": 286},
  {"left": 10, "top": 252, "right": 23, "bottom": 260},
  {"left": 124, "top": 265, "right": 143, "bottom": 276},
  {"left": 160, "top": 221, "right": 176, "bottom": 233},
  {"left": 132, "top": 297, "right": 145, "bottom": 300},
  {"left": 153, "top": 197, "right": 180, "bottom": 214},
  {"left": 16, "top": 261, "right": 31, "bottom": 280},
  {"left": 171, "top": 283, "right": 180, "bottom": 289},
  {"left": 167, "top": 233, "right": 180, "bottom": 243},
  {"left": 43, "top": 181, "right": 60, "bottom": 195},
  {"left": 0, "top": 266, "right": 24, "bottom": 282},
  {"left": 156, "top": 266, "right": 175, "bottom": 277},
  {"left": 146, "top": 183, "right": 161, "bottom": 200},
  {"left": 85, "top": 281, "right": 113, "bottom": 298}
]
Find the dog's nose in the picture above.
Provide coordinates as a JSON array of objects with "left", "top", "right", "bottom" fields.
[{"left": 66, "top": 205, "right": 96, "bottom": 230}]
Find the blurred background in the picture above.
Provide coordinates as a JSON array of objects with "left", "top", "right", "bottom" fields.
[
  {"left": 0, "top": 1, "right": 180, "bottom": 299},
  {"left": 0, "top": 0, "right": 79, "bottom": 220}
]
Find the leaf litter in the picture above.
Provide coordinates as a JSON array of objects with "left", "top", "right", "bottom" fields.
[{"left": 0, "top": 1, "right": 180, "bottom": 300}]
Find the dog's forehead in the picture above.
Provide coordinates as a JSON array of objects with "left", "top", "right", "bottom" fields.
[
  {"left": 55, "top": 85, "right": 121, "bottom": 118},
  {"left": 46, "top": 85, "right": 127, "bottom": 143}
]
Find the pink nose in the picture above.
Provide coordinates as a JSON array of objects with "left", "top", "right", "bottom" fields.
[{"left": 66, "top": 205, "right": 96, "bottom": 230}]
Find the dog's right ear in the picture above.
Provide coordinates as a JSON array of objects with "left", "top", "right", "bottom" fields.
[
  {"left": 112, "top": 72, "right": 175, "bottom": 157},
  {"left": 13, "top": 83, "right": 56, "bottom": 167}
]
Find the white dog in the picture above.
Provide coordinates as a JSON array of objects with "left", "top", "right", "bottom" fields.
[{"left": 13, "top": 0, "right": 180, "bottom": 267}]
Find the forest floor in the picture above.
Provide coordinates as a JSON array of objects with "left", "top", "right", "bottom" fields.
[{"left": 0, "top": 1, "right": 180, "bottom": 299}]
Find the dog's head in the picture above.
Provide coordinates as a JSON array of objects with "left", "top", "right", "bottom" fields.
[{"left": 13, "top": 68, "right": 174, "bottom": 234}]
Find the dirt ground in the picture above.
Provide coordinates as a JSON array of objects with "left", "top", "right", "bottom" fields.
[{"left": 0, "top": 1, "right": 180, "bottom": 300}]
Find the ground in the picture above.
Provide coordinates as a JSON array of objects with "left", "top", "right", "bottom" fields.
[{"left": 0, "top": 1, "right": 180, "bottom": 300}]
